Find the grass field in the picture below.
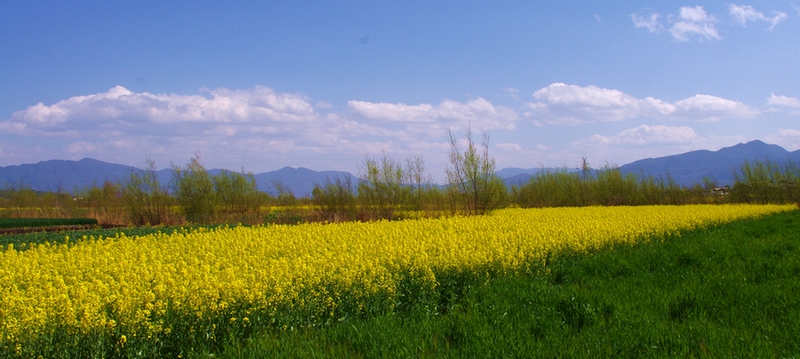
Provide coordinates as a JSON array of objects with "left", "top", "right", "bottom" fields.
[
  {"left": 217, "top": 208, "right": 800, "bottom": 358},
  {"left": 0, "top": 205, "right": 796, "bottom": 358}
]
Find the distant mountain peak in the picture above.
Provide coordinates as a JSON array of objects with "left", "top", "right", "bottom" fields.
[{"left": 617, "top": 140, "right": 798, "bottom": 186}]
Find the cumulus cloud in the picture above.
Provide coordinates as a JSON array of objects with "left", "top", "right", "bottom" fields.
[
  {"left": 764, "top": 129, "right": 800, "bottom": 151},
  {"left": 635, "top": 5, "right": 788, "bottom": 41},
  {"left": 496, "top": 142, "right": 523, "bottom": 152},
  {"left": 7, "top": 85, "right": 319, "bottom": 137},
  {"left": 578, "top": 125, "right": 698, "bottom": 146},
  {"left": 0, "top": 84, "right": 778, "bottom": 175},
  {"left": 633, "top": 6, "right": 721, "bottom": 41},
  {"left": 673, "top": 94, "right": 759, "bottom": 120},
  {"left": 1, "top": 86, "right": 400, "bottom": 171},
  {"left": 572, "top": 125, "right": 750, "bottom": 166},
  {"left": 525, "top": 83, "right": 757, "bottom": 125},
  {"left": 0, "top": 86, "right": 525, "bottom": 174},
  {"left": 632, "top": 13, "right": 663, "bottom": 33},
  {"left": 729, "top": 4, "right": 787, "bottom": 30},
  {"left": 767, "top": 94, "right": 800, "bottom": 115},
  {"left": 670, "top": 6, "right": 721, "bottom": 41},
  {"left": 348, "top": 97, "right": 519, "bottom": 134}
]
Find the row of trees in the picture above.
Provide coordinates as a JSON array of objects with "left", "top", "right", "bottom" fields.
[
  {"left": 311, "top": 128, "right": 506, "bottom": 222},
  {"left": 2, "top": 128, "right": 799, "bottom": 226},
  {"left": 0, "top": 155, "right": 295, "bottom": 226}
]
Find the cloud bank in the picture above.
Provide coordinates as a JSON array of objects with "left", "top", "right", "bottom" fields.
[
  {"left": 525, "top": 83, "right": 757, "bottom": 125},
  {"left": 0, "top": 83, "right": 783, "bottom": 174}
]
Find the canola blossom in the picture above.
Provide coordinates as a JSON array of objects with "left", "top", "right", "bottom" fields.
[{"left": 0, "top": 205, "right": 794, "bottom": 351}]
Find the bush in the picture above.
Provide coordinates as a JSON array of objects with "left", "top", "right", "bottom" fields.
[
  {"left": 213, "top": 169, "right": 263, "bottom": 224},
  {"left": 312, "top": 176, "right": 357, "bottom": 222},
  {"left": 172, "top": 155, "right": 216, "bottom": 224},
  {"left": 120, "top": 159, "right": 172, "bottom": 226}
]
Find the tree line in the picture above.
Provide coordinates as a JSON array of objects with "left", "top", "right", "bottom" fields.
[{"left": 1, "top": 129, "right": 799, "bottom": 226}]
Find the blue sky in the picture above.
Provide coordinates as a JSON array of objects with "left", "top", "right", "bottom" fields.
[{"left": 1, "top": 1, "right": 799, "bottom": 179}]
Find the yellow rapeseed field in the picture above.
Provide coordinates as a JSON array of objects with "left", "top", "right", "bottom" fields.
[{"left": 0, "top": 204, "right": 794, "bottom": 350}]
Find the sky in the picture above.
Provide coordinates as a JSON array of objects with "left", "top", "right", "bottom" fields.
[{"left": 1, "top": 1, "right": 799, "bottom": 180}]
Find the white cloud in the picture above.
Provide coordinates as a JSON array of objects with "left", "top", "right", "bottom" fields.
[
  {"left": 632, "top": 13, "right": 663, "bottom": 33},
  {"left": 578, "top": 125, "right": 698, "bottom": 146},
  {"left": 0, "top": 86, "right": 524, "bottom": 175},
  {"left": 525, "top": 83, "right": 756, "bottom": 125},
  {"left": 729, "top": 5, "right": 787, "bottom": 30},
  {"left": 0, "top": 84, "right": 782, "bottom": 176},
  {"left": 633, "top": 6, "right": 721, "bottom": 41},
  {"left": 572, "top": 126, "right": 749, "bottom": 166},
  {"left": 526, "top": 83, "right": 674, "bottom": 125},
  {"left": 764, "top": 129, "right": 800, "bottom": 151},
  {"left": 348, "top": 97, "right": 519, "bottom": 132},
  {"left": 767, "top": 93, "right": 800, "bottom": 115},
  {"left": 8, "top": 85, "right": 319, "bottom": 137},
  {"left": 65, "top": 141, "right": 97, "bottom": 155},
  {"left": 502, "top": 87, "right": 520, "bottom": 100},
  {"left": 673, "top": 94, "right": 759, "bottom": 120},
  {"left": 1, "top": 86, "right": 423, "bottom": 171},
  {"left": 496, "top": 142, "right": 523, "bottom": 152},
  {"left": 314, "top": 101, "right": 333, "bottom": 109},
  {"left": 669, "top": 6, "right": 720, "bottom": 41},
  {"left": 635, "top": 5, "right": 788, "bottom": 41}
]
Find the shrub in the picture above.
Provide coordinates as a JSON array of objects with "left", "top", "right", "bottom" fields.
[
  {"left": 120, "top": 158, "right": 172, "bottom": 225},
  {"left": 312, "top": 176, "right": 357, "bottom": 222}
]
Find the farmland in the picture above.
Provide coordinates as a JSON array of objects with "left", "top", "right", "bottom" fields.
[{"left": 0, "top": 204, "right": 795, "bottom": 357}]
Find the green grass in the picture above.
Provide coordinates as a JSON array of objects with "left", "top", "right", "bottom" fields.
[{"left": 207, "top": 210, "right": 800, "bottom": 358}]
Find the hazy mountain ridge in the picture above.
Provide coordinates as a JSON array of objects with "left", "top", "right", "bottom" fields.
[
  {"left": 1, "top": 140, "right": 797, "bottom": 195},
  {"left": 0, "top": 159, "right": 355, "bottom": 197},
  {"left": 618, "top": 140, "right": 800, "bottom": 186},
  {"left": 498, "top": 140, "right": 800, "bottom": 187}
]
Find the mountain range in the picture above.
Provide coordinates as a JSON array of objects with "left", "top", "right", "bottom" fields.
[
  {"left": 500, "top": 140, "right": 800, "bottom": 187},
  {"left": 1, "top": 140, "right": 798, "bottom": 196},
  {"left": 0, "top": 159, "right": 355, "bottom": 197}
]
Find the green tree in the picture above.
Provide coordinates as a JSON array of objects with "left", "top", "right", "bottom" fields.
[
  {"left": 121, "top": 158, "right": 171, "bottom": 225},
  {"left": 172, "top": 154, "right": 215, "bottom": 223},
  {"left": 213, "top": 169, "right": 262, "bottom": 223},
  {"left": 357, "top": 153, "right": 408, "bottom": 220},
  {"left": 445, "top": 126, "right": 506, "bottom": 215},
  {"left": 312, "top": 176, "right": 356, "bottom": 222},
  {"left": 404, "top": 154, "right": 433, "bottom": 213}
]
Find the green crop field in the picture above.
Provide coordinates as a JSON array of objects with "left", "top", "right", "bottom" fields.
[{"left": 0, "top": 217, "right": 98, "bottom": 229}]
